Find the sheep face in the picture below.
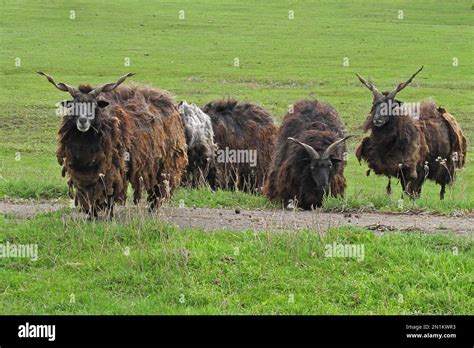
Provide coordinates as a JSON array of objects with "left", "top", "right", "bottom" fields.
[
  {"left": 372, "top": 98, "right": 402, "bottom": 128},
  {"left": 61, "top": 95, "right": 109, "bottom": 133},
  {"left": 288, "top": 136, "right": 349, "bottom": 197},
  {"left": 309, "top": 157, "right": 340, "bottom": 191}
]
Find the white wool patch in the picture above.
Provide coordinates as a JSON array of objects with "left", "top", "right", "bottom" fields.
[{"left": 179, "top": 101, "right": 218, "bottom": 159}]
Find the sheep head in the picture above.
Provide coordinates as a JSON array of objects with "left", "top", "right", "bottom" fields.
[
  {"left": 38, "top": 72, "right": 134, "bottom": 132},
  {"left": 288, "top": 136, "right": 351, "bottom": 190},
  {"left": 356, "top": 66, "right": 423, "bottom": 127}
]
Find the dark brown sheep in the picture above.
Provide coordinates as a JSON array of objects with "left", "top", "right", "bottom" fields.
[
  {"left": 264, "top": 100, "right": 350, "bottom": 210},
  {"left": 39, "top": 72, "right": 188, "bottom": 218},
  {"left": 201, "top": 99, "right": 277, "bottom": 193},
  {"left": 355, "top": 67, "right": 467, "bottom": 199}
]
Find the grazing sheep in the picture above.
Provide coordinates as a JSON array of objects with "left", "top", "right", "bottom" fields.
[
  {"left": 263, "top": 100, "right": 350, "bottom": 210},
  {"left": 201, "top": 99, "right": 277, "bottom": 193},
  {"left": 38, "top": 72, "right": 188, "bottom": 218},
  {"left": 178, "top": 101, "right": 218, "bottom": 187},
  {"left": 355, "top": 67, "right": 467, "bottom": 199}
]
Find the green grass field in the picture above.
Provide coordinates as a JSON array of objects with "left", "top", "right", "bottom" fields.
[
  {"left": 1, "top": 212, "right": 472, "bottom": 314},
  {"left": 0, "top": 0, "right": 472, "bottom": 314},
  {"left": 0, "top": 0, "right": 473, "bottom": 213}
]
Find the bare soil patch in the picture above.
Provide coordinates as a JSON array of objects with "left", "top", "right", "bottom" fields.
[{"left": 0, "top": 200, "right": 472, "bottom": 235}]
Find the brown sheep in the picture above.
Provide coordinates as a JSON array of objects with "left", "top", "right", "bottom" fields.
[
  {"left": 355, "top": 67, "right": 467, "bottom": 199},
  {"left": 264, "top": 100, "right": 350, "bottom": 210},
  {"left": 201, "top": 99, "right": 277, "bottom": 193},
  {"left": 38, "top": 72, "right": 188, "bottom": 218}
]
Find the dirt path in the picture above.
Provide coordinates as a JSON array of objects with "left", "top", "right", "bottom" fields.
[
  {"left": 1, "top": 200, "right": 473, "bottom": 235},
  {"left": 157, "top": 207, "right": 474, "bottom": 235}
]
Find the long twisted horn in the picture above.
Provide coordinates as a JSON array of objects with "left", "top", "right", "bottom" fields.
[
  {"left": 288, "top": 137, "right": 320, "bottom": 160},
  {"left": 90, "top": 73, "right": 135, "bottom": 97},
  {"left": 37, "top": 71, "right": 79, "bottom": 97},
  {"left": 387, "top": 66, "right": 424, "bottom": 99},
  {"left": 322, "top": 135, "right": 352, "bottom": 159},
  {"left": 356, "top": 73, "right": 384, "bottom": 101}
]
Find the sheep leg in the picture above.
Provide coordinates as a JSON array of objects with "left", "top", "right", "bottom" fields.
[
  {"left": 413, "top": 176, "right": 425, "bottom": 198},
  {"left": 147, "top": 190, "right": 157, "bottom": 212},
  {"left": 87, "top": 206, "right": 98, "bottom": 221},
  {"left": 405, "top": 180, "right": 418, "bottom": 200},
  {"left": 147, "top": 188, "right": 162, "bottom": 212},
  {"left": 386, "top": 178, "right": 392, "bottom": 195},
  {"left": 399, "top": 176, "right": 406, "bottom": 199},
  {"left": 401, "top": 179, "right": 417, "bottom": 200},
  {"left": 400, "top": 168, "right": 420, "bottom": 200},
  {"left": 109, "top": 205, "right": 114, "bottom": 219},
  {"left": 406, "top": 180, "right": 424, "bottom": 200},
  {"left": 133, "top": 187, "right": 141, "bottom": 205},
  {"left": 106, "top": 196, "right": 114, "bottom": 219},
  {"left": 207, "top": 166, "right": 217, "bottom": 190},
  {"left": 407, "top": 167, "right": 426, "bottom": 199},
  {"left": 415, "top": 185, "right": 423, "bottom": 197},
  {"left": 440, "top": 184, "right": 446, "bottom": 200}
]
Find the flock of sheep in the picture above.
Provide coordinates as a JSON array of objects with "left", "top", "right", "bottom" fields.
[{"left": 37, "top": 67, "right": 467, "bottom": 219}]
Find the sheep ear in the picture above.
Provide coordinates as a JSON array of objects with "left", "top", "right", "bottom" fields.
[{"left": 330, "top": 157, "right": 342, "bottom": 164}]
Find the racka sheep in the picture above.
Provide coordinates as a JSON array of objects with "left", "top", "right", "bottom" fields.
[
  {"left": 201, "top": 99, "right": 277, "bottom": 193},
  {"left": 38, "top": 72, "right": 188, "bottom": 218},
  {"left": 264, "top": 100, "right": 350, "bottom": 209},
  {"left": 355, "top": 67, "right": 467, "bottom": 199}
]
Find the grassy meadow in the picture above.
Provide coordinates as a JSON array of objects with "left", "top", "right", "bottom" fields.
[
  {"left": 0, "top": 0, "right": 472, "bottom": 314},
  {"left": 0, "top": 0, "right": 473, "bottom": 212},
  {"left": 1, "top": 212, "right": 472, "bottom": 314}
]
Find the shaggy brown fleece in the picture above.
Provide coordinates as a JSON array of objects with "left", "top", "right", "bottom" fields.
[
  {"left": 356, "top": 100, "right": 467, "bottom": 198},
  {"left": 264, "top": 100, "right": 348, "bottom": 209},
  {"left": 202, "top": 99, "right": 277, "bottom": 193},
  {"left": 57, "top": 84, "right": 188, "bottom": 214}
]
